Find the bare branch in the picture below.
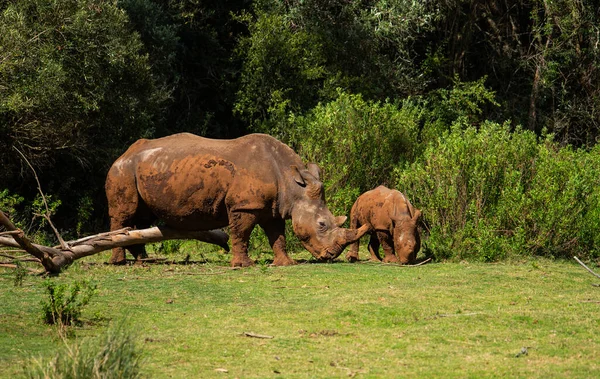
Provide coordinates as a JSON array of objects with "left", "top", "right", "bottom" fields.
[
  {"left": 574, "top": 256, "right": 600, "bottom": 280},
  {"left": 0, "top": 230, "right": 22, "bottom": 237},
  {"left": 13, "top": 146, "right": 70, "bottom": 250}
]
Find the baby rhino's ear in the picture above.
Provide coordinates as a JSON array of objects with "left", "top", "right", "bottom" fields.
[
  {"left": 306, "top": 163, "right": 321, "bottom": 181},
  {"left": 412, "top": 209, "right": 422, "bottom": 221},
  {"left": 334, "top": 216, "right": 347, "bottom": 227}
]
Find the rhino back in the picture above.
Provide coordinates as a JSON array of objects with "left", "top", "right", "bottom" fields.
[
  {"left": 353, "top": 186, "right": 404, "bottom": 231},
  {"left": 109, "top": 133, "right": 303, "bottom": 229}
]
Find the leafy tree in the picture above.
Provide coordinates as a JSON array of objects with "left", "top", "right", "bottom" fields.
[
  {"left": 235, "top": 0, "right": 438, "bottom": 130},
  {"left": 118, "top": 0, "right": 250, "bottom": 138},
  {"left": 423, "top": 0, "right": 600, "bottom": 146},
  {"left": 0, "top": 0, "right": 165, "bottom": 232}
]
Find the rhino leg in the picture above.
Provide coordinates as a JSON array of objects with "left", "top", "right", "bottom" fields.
[
  {"left": 107, "top": 172, "right": 153, "bottom": 264},
  {"left": 377, "top": 231, "right": 399, "bottom": 263},
  {"left": 261, "top": 219, "right": 296, "bottom": 266},
  {"left": 107, "top": 166, "right": 136, "bottom": 264},
  {"left": 109, "top": 217, "right": 128, "bottom": 265},
  {"left": 345, "top": 212, "right": 361, "bottom": 262},
  {"left": 228, "top": 211, "right": 257, "bottom": 267},
  {"left": 367, "top": 233, "right": 382, "bottom": 262}
]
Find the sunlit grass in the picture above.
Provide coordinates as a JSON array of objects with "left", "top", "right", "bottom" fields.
[{"left": 1, "top": 247, "right": 599, "bottom": 378}]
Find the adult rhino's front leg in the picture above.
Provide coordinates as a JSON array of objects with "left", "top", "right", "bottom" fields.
[
  {"left": 228, "top": 211, "right": 257, "bottom": 267},
  {"left": 260, "top": 219, "right": 296, "bottom": 266},
  {"left": 345, "top": 209, "right": 362, "bottom": 262},
  {"left": 377, "top": 231, "right": 399, "bottom": 263}
]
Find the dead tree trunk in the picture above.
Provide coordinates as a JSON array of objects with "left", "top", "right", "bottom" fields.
[{"left": 0, "top": 210, "right": 229, "bottom": 274}]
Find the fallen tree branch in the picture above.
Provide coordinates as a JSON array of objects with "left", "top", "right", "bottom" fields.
[
  {"left": 0, "top": 209, "right": 55, "bottom": 269},
  {"left": 0, "top": 209, "right": 229, "bottom": 274},
  {"left": 574, "top": 256, "right": 600, "bottom": 280}
]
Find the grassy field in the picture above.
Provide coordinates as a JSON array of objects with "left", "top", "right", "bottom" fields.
[{"left": 1, "top": 246, "right": 599, "bottom": 378}]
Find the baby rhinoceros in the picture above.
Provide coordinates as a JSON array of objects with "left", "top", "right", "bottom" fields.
[{"left": 346, "top": 186, "right": 421, "bottom": 264}]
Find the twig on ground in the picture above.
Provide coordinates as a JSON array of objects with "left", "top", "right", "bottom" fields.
[
  {"left": 403, "top": 257, "right": 432, "bottom": 267},
  {"left": 358, "top": 257, "right": 433, "bottom": 266},
  {"left": 243, "top": 332, "right": 274, "bottom": 339},
  {"left": 574, "top": 256, "right": 600, "bottom": 280},
  {"left": 437, "top": 312, "right": 480, "bottom": 317},
  {"left": 163, "top": 271, "right": 229, "bottom": 276}
]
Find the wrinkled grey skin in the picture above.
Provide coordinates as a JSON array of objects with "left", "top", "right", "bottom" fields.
[
  {"left": 105, "top": 133, "right": 369, "bottom": 266},
  {"left": 346, "top": 186, "right": 421, "bottom": 264}
]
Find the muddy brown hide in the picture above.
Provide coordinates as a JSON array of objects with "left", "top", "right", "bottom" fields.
[
  {"left": 105, "top": 133, "right": 368, "bottom": 266},
  {"left": 346, "top": 186, "right": 421, "bottom": 264}
]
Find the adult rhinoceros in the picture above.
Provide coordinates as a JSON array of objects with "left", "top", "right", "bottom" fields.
[{"left": 105, "top": 133, "right": 369, "bottom": 267}]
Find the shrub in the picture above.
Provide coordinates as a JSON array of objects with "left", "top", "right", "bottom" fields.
[
  {"left": 40, "top": 280, "right": 97, "bottom": 326},
  {"left": 155, "top": 240, "right": 183, "bottom": 256},
  {"left": 521, "top": 143, "right": 600, "bottom": 258},
  {"left": 25, "top": 322, "right": 143, "bottom": 379},
  {"left": 0, "top": 189, "right": 24, "bottom": 225},
  {"left": 397, "top": 121, "right": 600, "bottom": 261},
  {"left": 286, "top": 90, "right": 421, "bottom": 215}
]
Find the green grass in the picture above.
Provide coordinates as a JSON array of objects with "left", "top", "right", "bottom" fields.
[{"left": 1, "top": 246, "right": 599, "bottom": 378}]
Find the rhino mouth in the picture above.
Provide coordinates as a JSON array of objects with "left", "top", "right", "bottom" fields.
[{"left": 317, "top": 243, "right": 343, "bottom": 261}]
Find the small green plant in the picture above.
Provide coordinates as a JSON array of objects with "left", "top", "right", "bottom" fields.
[
  {"left": 13, "top": 260, "right": 27, "bottom": 287},
  {"left": 31, "top": 194, "right": 61, "bottom": 227},
  {"left": 0, "top": 189, "right": 24, "bottom": 227},
  {"left": 40, "top": 279, "right": 97, "bottom": 326},
  {"left": 24, "top": 321, "right": 143, "bottom": 379},
  {"left": 156, "top": 240, "right": 183, "bottom": 255}
]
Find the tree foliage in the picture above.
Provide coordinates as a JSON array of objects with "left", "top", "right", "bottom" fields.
[{"left": 0, "top": 0, "right": 164, "bottom": 232}]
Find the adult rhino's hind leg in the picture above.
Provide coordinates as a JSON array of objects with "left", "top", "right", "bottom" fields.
[
  {"left": 106, "top": 168, "right": 145, "bottom": 265},
  {"left": 261, "top": 219, "right": 296, "bottom": 266},
  {"left": 228, "top": 211, "right": 258, "bottom": 267}
]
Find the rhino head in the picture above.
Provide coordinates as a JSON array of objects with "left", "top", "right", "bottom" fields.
[
  {"left": 289, "top": 165, "right": 370, "bottom": 261},
  {"left": 392, "top": 206, "right": 422, "bottom": 264}
]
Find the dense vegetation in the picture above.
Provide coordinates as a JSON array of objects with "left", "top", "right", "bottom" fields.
[{"left": 2, "top": 0, "right": 600, "bottom": 260}]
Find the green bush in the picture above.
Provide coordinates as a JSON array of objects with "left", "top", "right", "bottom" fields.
[
  {"left": 25, "top": 321, "right": 143, "bottom": 379},
  {"left": 416, "top": 76, "right": 499, "bottom": 146},
  {"left": 522, "top": 143, "right": 600, "bottom": 258},
  {"left": 397, "top": 121, "right": 600, "bottom": 261},
  {"left": 40, "top": 280, "right": 97, "bottom": 326},
  {"left": 285, "top": 90, "right": 421, "bottom": 215},
  {"left": 0, "top": 189, "right": 24, "bottom": 224},
  {"left": 155, "top": 240, "right": 184, "bottom": 256}
]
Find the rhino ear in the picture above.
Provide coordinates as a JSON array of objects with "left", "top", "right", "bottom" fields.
[
  {"left": 307, "top": 163, "right": 321, "bottom": 181},
  {"left": 412, "top": 209, "right": 422, "bottom": 221},
  {"left": 291, "top": 165, "right": 306, "bottom": 186},
  {"left": 334, "top": 216, "right": 347, "bottom": 227}
]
